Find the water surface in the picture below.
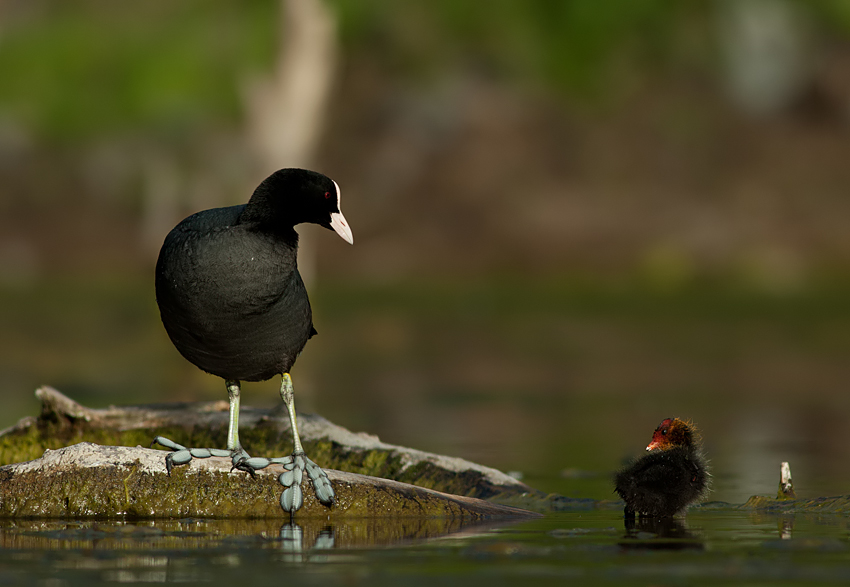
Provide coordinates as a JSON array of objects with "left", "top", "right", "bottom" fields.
[
  {"left": 2, "top": 510, "right": 850, "bottom": 586},
  {"left": 3, "top": 275, "right": 850, "bottom": 584}
]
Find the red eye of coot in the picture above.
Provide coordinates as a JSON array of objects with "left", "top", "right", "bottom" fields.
[{"left": 324, "top": 192, "right": 331, "bottom": 199}]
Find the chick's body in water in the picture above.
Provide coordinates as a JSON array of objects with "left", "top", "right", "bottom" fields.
[{"left": 614, "top": 418, "right": 710, "bottom": 518}]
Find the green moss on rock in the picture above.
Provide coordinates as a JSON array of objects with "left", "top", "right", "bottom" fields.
[{"left": 0, "top": 443, "right": 539, "bottom": 519}]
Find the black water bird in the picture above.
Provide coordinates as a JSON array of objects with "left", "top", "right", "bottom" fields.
[
  {"left": 153, "top": 168, "right": 353, "bottom": 513},
  {"left": 614, "top": 417, "right": 710, "bottom": 518}
]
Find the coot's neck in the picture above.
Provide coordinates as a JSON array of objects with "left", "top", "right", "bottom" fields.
[{"left": 238, "top": 186, "right": 303, "bottom": 246}]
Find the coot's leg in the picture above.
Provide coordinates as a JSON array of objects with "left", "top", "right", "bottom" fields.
[
  {"left": 223, "top": 379, "right": 269, "bottom": 469},
  {"left": 151, "top": 376, "right": 334, "bottom": 514},
  {"left": 224, "top": 379, "right": 244, "bottom": 453},
  {"left": 151, "top": 379, "right": 259, "bottom": 473},
  {"left": 277, "top": 373, "right": 336, "bottom": 512}
]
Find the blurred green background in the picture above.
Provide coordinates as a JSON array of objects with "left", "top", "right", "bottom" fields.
[{"left": 2, "top": 0, "right": 850, "bottom": 504}]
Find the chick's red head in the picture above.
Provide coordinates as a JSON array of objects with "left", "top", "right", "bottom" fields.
[{"left": 646, "top": 417, "right": 695, "bottom": 451}]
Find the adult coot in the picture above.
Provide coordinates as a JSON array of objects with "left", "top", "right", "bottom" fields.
[
  {"left": 614, "top": 417, "right": 710, "bottom": 518},
  {"left": 153, "top": 168, "right": 353, "bottom": 513}
]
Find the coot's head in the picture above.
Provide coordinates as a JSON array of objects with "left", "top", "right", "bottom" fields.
[
  {"left": 645, "top": 417, "right": 697, "bottom": 451},
  {"left": 245, "top": 168, "right": 353, "bottom": 244}
]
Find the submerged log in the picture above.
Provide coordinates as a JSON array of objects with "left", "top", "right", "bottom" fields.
[
  {"left": 740, "top": 494, "right": 850, "bottom": 514},
  {"left": 0, "top": 442, "right": 537, "bottom": 519}
]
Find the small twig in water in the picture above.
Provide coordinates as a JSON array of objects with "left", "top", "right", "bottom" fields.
[{"left": 777, "top": 461, "right": 796, "bottom": 500}]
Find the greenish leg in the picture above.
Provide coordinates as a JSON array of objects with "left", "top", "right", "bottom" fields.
[
  {"left": 225, "top": 379, "right": 242, "bottom": 452},
  {"left": 279, "top": 373, "right": 304, "bottom": 454},
  {"left": 151, "top": 379, "right": 250, "bottom": 474},
  {"left": 278, "top": 373, "right": 335, "bottom": 512},
  {"left": 152, "top": 374, "right": 334, "bottom": 514}
]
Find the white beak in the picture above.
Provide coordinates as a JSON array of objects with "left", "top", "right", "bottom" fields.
[{"left": 330, "top": 211, "right": 353, "bottom": 244}]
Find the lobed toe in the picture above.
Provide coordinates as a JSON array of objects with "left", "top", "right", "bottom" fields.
[
  {"left": 170, "top": 449, "right": 193, "bottom": 466},
  {"left": 305, "top": 459, "right": 335, "bottom": 506},
  {"left": 281, "top": 484, "right": 304, "bottom": 512},
  {"left": 151, "top": 436, "right": 186, "bottom": 451}
]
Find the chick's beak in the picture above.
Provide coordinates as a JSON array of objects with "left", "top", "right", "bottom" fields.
[
  {"left": 329, "top": 211, "right": 354, "bottom": 244},
  {"left": 646, "top": 441, "right": 659, "bottom": 451}
]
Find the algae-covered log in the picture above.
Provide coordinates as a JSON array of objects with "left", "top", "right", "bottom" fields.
[
  {"left": 0, "top": 442, "right": 539, "bottom": 519},
  {"left": 735, "top": 461, "right": 850, "bottom": 513},
  {"left": 0, "top": 386, "right": 535, "bottom": 502},
  {"left": 740, "top": 495, "right": 850, "bottom": 514}
]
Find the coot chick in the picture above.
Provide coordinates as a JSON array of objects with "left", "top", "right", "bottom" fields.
[
  {"left": 614, "top": 418, "right": 709, "bottom": 518},
  {"left": 153, "top": 168, "right": 353, "bottom": 514}
]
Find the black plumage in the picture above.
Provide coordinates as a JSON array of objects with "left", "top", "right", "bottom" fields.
[
  {"left": 614, "top": 417, "right": 709, "bottom": 518},
  {"left": 155, "top": 168, "right": 351, "bottom": 381},
  {"left": 152, "top": 168, "right": 352, "bottom": 513}
]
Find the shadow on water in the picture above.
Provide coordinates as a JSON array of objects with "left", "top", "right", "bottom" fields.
[{"left": 619, "top": 515, "right": 705, "bottom": 551}]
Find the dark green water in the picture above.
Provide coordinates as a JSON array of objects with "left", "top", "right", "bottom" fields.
[
  {"left": 4, "top": 275, "right": 850, "bottom": 502},
  {"left": 2, "top": 510, "right": 850, "bottom": 586}
]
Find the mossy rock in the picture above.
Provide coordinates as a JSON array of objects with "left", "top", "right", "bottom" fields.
[
  {"left": 0, "top": 386, "right": 537, "bottom": 503},
  {"left": 0, "top": 442, "right": 539, "bottom": 520}
]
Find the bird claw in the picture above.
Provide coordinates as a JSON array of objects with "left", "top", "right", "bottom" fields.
[
  {"left": 162, "top": 448, "right": 193, "bottom": 475},
  {"left": 277, "top": 452, "right": 335, "bottom": 511},
  {"left": 152, "top": 436, "right": 256, "bottom": 475},
  {"left": 151, "top": 436, "right": 334, "bottom": 513},
  {"left": 281, "top": 483, "right": 304, "bottom": 512},
  {"left": 170, "top": 449, "right": 193, "bottom": 466},
  {"left": 151, "top": 436, "right": 186, "bottom": 451},
  {"left": 229, "top": 449, "right": 275, "bottom": 476},
  {"left": 306, "top": 458, "right": 336, "bottom": 506}
]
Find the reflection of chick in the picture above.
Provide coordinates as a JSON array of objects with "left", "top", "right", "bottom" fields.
[{"left": 614, "top": 418, "right": 710, "bottom": 518}]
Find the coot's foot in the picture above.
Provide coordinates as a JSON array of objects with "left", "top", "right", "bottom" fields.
[
  {"left": 277, "top": 452, "right": 336, "bottom": 512},
  {"left": 151, "top": 436, "right": 240, "bottom": 473},
  {"left": 150, "top": 436, "right": 335, "bottom": 512}
]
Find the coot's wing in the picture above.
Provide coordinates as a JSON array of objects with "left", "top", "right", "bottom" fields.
[{"left": 155, "top": 205, "right": 248, "bottom": 354}]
